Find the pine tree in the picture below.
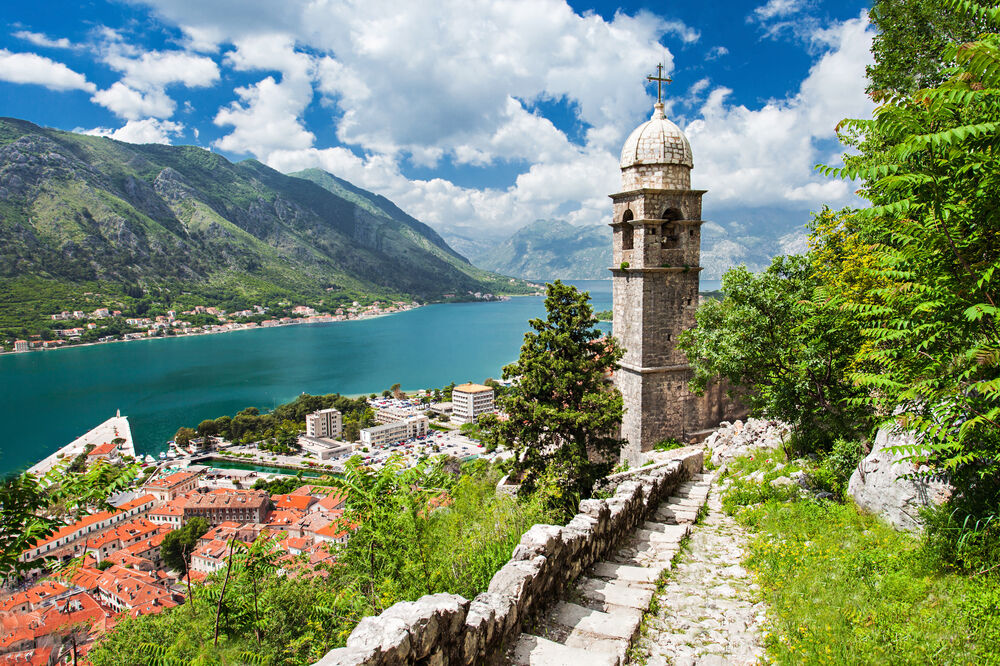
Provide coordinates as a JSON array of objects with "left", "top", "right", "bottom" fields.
[{"left": 482, "top": 280, "right": 624, "bottom": 514}]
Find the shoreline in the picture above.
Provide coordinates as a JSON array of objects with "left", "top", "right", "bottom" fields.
[
  {"left": 1, "top": 294, "right": 535, "bottom": 358},
  {"left": 1, "top": 303, "right": 427, "bottom": 357}
]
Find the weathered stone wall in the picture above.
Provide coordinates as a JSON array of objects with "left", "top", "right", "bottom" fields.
[{"left": 313, "top": 449, "right": 703, "bottom": 666}]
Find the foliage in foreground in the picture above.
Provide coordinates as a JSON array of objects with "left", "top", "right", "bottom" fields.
[
  {"left": 87, "top": 458, "right": 554, "bottom": 666},
  {"left": 722, "top": 451, "right": 1000, "bottom": 664},
  {"left": 1, "top": 459, "right": 138, "bottom": 578},
  {"left": 482, "top": 280, "right": 624, "bottom": 517}
]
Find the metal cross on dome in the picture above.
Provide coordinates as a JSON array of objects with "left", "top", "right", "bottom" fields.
[{"left": 646, "top": 63, "right": 672, "bottom": 103}]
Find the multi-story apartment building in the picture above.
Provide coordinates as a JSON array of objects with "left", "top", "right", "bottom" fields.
[
  {"left": 451, "top": 383, "right": 495, "bottom": 425},
  {"left": 360, "top": 415, "right": 428, "bottom": 447},
  {"left": 305, "top": 408, "right": 342, "bottom": 439}
]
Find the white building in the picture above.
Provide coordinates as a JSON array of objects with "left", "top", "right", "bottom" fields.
[
  {"left": 451, "top": 383, "right": 495, "bottom": 425},
  {"left": 360, "top": 415, "right": 429, "bottom": 447},
  {"left": 299, "top": 436, "right": 354, "bottom": 460},
  {"left": 374, "top": 406, "right": 419, "bottom": 425},
  {"left": 306, "top": 408, "right": 343, "bottom": 439}
]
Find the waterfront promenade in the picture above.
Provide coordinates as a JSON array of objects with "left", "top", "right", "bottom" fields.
[{"left": 27, "top": 412, "right": 134, "bottom": 476}]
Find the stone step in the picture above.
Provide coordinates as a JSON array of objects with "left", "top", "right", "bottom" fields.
[
  {"left": 608, "top": 545, "right": 676, "bottom": 569},
  {"left": 564, "top": 630, "right": 628, "bottom": 664},
  {"left": 665, "top": 496, "right": 706, "bottom": 511},
  {"left": 546, "top": 601, "right": 642, "bottom": 642},
  {"left": 640, "top": 521, "right": 690, "bottom": 542},
  {"left": 654, "top": 507, "right": 699, "bottom": 524},
  {"left": 673, "top": 485, "right": 710, "bottom": 499},
  {"left": 575, "top": 576, "right": 654, "bottom": 610},
  {"left": 632, "top": 528, "right": 686, "bottom": 545},
  {"left": 509, "top": 634, "right": 618, "bottom": 666},
  {"left": 590, "top": 561, "right": 660, "bottom": 587}
]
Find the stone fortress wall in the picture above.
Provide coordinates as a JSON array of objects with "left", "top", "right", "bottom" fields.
[{"left": 313, "top": 449, "right": 704, "bottom": 666}]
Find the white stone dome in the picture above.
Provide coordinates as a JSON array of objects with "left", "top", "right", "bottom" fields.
[{"left": 619, "top": 102, "right": 693, "bottom": 169}]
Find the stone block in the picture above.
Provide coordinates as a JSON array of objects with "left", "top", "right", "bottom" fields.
[
  {"left": 311, "top": 646, "right": 376, "bottom": 666},
  {"left": 380, "top": 593, "right": 468, "bottom": 659},
  {"left": 345, "top": 615, "right": 412, "bottom": 661},
  {"left": 548, "top": 601, "right": 642, "bottom": 641}
]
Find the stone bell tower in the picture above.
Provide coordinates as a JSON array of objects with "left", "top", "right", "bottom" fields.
[{"left": 611, "top": 71, "right": 706, "bottom": 464}]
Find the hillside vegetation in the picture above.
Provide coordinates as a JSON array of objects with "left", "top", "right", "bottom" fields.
[{"left": 0, "top": 118, "right": 527, "bottom": 335}]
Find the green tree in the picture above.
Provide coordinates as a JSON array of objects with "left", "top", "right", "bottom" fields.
[
  {"left": 822, "top": 1, "right": 1000, "bottom": 478},
  {"left": 196, "top": 420, "right": 218, "bottom": 438},
  {"left": 481, "top": 280, "right": 624, "bottom": 513},
  {"left": 0, "top": 460, "right": 138, "bottom": 577},
  {"left": 679, "top": 255, "right": 874, "bottom": 450},
  {"left": 867, "top": 0, "right": 987, "bottom": 96},
  {"left": 161, "top": 517, "right": 210, "bottom": 605},
  {"left": 173, "top": 427, "right": 196, "bottom": 448}
]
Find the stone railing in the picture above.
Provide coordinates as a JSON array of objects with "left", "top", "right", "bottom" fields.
[{"left": 314, "top": 449, "right": 703, "bottom": 666}]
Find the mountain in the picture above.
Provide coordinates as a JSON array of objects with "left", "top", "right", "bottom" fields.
[
  {"left": 474, "top": 219, "right": 611, "bottom": 280},
  {"left": 0, "top": 117, "right": 526, "bottom": 317},
  {"left": 471, "top": 215, "right": 810, "bottom": 282}
]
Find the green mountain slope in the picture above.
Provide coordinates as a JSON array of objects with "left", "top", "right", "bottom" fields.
[
  {"left": 475, "top": 219, "right": 612, "bottom": 280},
  {"left": 0, "top": 117, "right": 526, "bottom": 323}
]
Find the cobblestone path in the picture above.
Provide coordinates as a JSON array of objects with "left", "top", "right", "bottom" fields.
[{"left": 631, "top": 480, "right": 767, "bottom": 666}]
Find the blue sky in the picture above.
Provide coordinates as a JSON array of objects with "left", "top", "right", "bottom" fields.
[{"left": 0, "top": 0, "right": 874, "bottom": 244}]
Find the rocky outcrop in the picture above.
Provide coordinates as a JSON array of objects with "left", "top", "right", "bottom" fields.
[
  {"left": 848, "top": 428, "right": 953, "bottom": 532},
  {"left": 313, "top": 449, "right": 703, "bottom": 666},
  {"left": 703, "top": 419, "right": 790, "bottom": 467}
]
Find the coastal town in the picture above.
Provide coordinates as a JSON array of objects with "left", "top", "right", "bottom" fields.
[
  {"left": 0, "top": 383, "right": 500, "bottom": 664},
  {"left": 1, "top": 289, "right": 516, "bottom": 354}
]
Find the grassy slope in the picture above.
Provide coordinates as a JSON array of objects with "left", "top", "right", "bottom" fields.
[{"left": 722, "top": 448, "right": 1000, "bottom": 664}]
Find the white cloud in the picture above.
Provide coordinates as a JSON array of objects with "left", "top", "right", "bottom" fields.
[
  {"left": 662, "top": 20, "right": 700, "bottom": 44},
  {"left": 92, "top": 82, "right": 175, "bottom": 120},
  {"left": 706, "top": 46, "right": 728, "bottom": 61},
  {"left": 212, "top": 34, "right": 315, "bottom": 156},
  {"left": 13, "top": 31, "right": 74, "bottom": 50},
  {"left": 127, "top": 0, "right": 873, "bottom": 241},
  {"left": 0, "top": 49, "right": 95, "bottom": 92},
  {"left": 78, "top": 118, "right": 185, "bottom": 144},
  {"left": 753, "top": 0, "right": 805, "bottom": 21},
  {"left": 686, "top": 12, "right": 874, "bottom": 210},
  {"left": 91, "top": 35, "right": 219, "bottom": 120}
]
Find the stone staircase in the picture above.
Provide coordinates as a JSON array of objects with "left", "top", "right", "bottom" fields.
[{"left": 507, "top": 473, "right": 714, "bottom": 666}]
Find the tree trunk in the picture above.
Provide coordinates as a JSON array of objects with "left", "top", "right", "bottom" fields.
[{"left": 213, "top": 538, "right": 237, "bottom": 646}]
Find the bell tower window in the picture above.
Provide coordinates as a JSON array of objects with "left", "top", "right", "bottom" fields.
[{"left": 621, "top": 209, "right": 634, "bottom": 250}]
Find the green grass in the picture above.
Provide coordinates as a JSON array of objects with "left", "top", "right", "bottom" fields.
[{"left": 728, "top": 484, "right": 1000, "bottom": 664}]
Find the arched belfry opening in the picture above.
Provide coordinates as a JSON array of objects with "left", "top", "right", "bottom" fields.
[{"left": 621, "top": 209, "right": 634, "bottom": 250}]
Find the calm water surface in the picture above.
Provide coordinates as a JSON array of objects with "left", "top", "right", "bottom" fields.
[
  {"left": 0, "top": 278, "right": 722, "bottom": 476},
  {"left": 0, "top": 281, "right": 616, "bottom": 474}
]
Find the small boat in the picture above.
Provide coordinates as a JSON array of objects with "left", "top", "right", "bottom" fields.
[
  {"left": 158, "top": 452, "right": 167, "bottom": 460},
  {"left": 144, "top": 454, "right": 156, "bottom": 464}
]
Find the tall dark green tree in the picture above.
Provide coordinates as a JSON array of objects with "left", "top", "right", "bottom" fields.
[
  {"left": 482, "top": 280, "right": 624, "bottom": 513},
  {"left": 161, "top": 517, "right": 210, "bottom": 605}
]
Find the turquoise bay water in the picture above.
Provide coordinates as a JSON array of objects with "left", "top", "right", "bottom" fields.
[
  {"left": 0, "top": 278, "right": 722, "bottom": 476},
  {"left": 0, "top": 280, "right": 619, "bottom": 475}
]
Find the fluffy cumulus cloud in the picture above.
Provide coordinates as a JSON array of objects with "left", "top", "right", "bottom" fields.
[
  {"left": 79, "top": 118, "right": 185, "bottom": 144},
  {"left": 90, "top": 32, "right": 220, "bottom": 120},
  {"left": 0, "top": 49, "right": 95, "bottom": 92},
  {"left": 121, "top": 0, "right": 873, "bottom": 240},
  {"left": 13, "top": 31, "right": 74, "bottom": 50},
  {"left": 686, "top": 12, "right": 874, "bottom": 210}
]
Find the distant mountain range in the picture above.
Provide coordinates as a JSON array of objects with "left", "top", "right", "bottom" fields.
[
  {"left": 468, "top": 217, "right": 808, "bottom": 281},
  {"left": 0, "top": 117, "right": 525, "bottom": 314}
]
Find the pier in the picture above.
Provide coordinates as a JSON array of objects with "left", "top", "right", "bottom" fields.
[{"left": 27, "top": 411, "right": 135, "bottom": 477}]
